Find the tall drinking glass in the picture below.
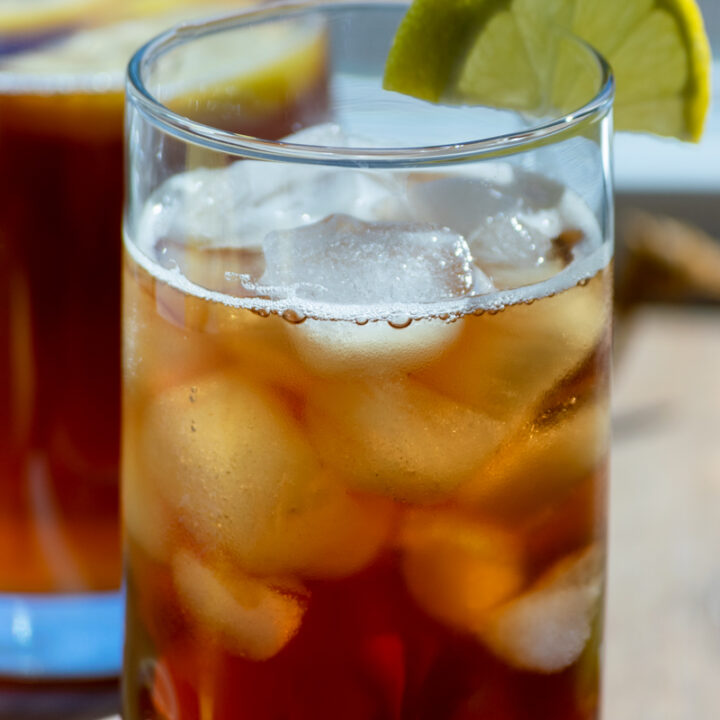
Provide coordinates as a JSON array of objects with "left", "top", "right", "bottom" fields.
[
  {"left": 0, "top": 0, "right": 277, "bottom": 681},
  {"left": 123, "top": 3, "right": 613, "bottom": 717}
]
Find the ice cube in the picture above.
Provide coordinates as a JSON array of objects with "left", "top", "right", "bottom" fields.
[
  {"left": 122, "top": 418, "right": 172, "bottom": 561},
  {"left": 138, "top": 121, "right": 413, "bottom": 262},
  {"left": 289, "top": 317, "right": 462, "bottom": 375},
  {"left": 512, "top": 168, "right": 566, "bottom": 210},
  {"left": 214, "top": 310, "right": 319, "bottom": 396},
  {"left": 406, "top": 170, "right": 570, "bottom": 290},
  {"left": 458, "top": 398, "right": 610, "bottom": 521},
  {"left": 140, "top": 371, "right": 393, "bottom": 578},
  {"left": 407, "top": 174, "right": 519, "bottom": 238},
  {"left": 259, "top": 214, "right": 474, "bottom": 304},
  {"left": 268, "top": 482, "right": 394, "bottom": 579},
  {"left": 231, "top": 164, "right": 409, "bottom": 244},
  {"left": 154, "top": 240, "right": 266, "bottom": 297},
  {"left": 413, "top": 273, "right": 610, "bottom": 428},
  {"left": 400, "top": 509, "right": 524, "bottom": 632},
  {"left": 469, "top": 213, "right": 558, "bottom": 267},
  {"left": 138, "top": 168, "right": 244, "bottom": 252},
  {"left": 305, "top": 376, "right": 503, "bottom": 502},
  {"left": 467, "top": 205, "right": 567, "bottom": 290},
  {"left": 481, "top": 546, "right": 603, "bottom": 673},
  {"left": 123, "top": 266, "right": 224, "bottom": 393},
  {"left": 172, "top": 551, "right": 308, "bottom": 661},
  {"left": 282, "top": 122, "right": 380, "bottom": 148},
  {"left": 251, "top": 119, "right": 413, "bottom": 222}
]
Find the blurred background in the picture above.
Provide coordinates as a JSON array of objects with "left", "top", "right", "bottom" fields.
[
  {"left": 607, "top": 4, "right": 720, "bottom": 720},
  {"left": 615, "top": 0, "right": 720, "bottom": 306},
  {"left": 0, "top": 0, "right": 718, "bottom": 718}
]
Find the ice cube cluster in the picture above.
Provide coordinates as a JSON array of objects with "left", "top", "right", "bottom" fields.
[
  {"left": 135, "top": 123, "right": 603, "bottom": 317},
  {"left": 260, "top": 214, "right": 474, "bottom": 304},
  {"left": 126, "top": 125, "right": 609, "bottom": 665}
]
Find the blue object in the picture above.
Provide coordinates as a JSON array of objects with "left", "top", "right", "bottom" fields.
[{"left": 0, "top": 590, "right": 123, "bottom": 679}]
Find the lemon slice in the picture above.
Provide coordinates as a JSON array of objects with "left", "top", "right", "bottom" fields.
[
  {"left": 0, "top": 6, "right": 237, "bottom": 82},
  {"left": 0, "top": 3, "right": 324, "bottom": 141},
  {"left": 160, "top": 17, "right": 329, "bottom": 136},
  {"left": 384, "top": 0, "right": 712, "bottom": 141}
]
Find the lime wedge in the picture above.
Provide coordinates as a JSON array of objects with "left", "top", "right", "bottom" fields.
[{"left": 384, "top": 0, "right": 712, "bottom": 141}]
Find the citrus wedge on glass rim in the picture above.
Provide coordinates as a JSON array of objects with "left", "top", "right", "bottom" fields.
[{"left": 383, "top": 0, "right": 712, "bottom": 142}]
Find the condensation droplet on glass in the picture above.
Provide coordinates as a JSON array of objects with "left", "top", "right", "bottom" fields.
[
  {"left": 388, "top": 315, "right": 412, "bottom": 329},
  {"left": 282, "top": 309, "right": 307, "bottom": 325}
]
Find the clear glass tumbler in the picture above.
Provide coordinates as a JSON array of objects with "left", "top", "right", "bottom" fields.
[
  {"left": 0, "top": 0, "right": 244, "bottom": 681},
  {"left": 123, "top": 3, "right": 614, "bottom": 717}
]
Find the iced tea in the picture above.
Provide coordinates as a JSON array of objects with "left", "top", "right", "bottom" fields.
[
  {"left": 0, "top": 4, "right": 331, "bottom": 594},
  {"left": 0, "top": 42, "right": 124, "bottom": 597},
  {"left": 122, "top": 165, "right": 611, "bottom": 720},
  {"left": 122, "top": 3, "right": 613, "bottom": 716},
  {"left": 0, "top": 1, "right": 328, "bottom": 678}
]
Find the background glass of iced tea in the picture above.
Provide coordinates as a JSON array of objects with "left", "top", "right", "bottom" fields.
[
  {"left": 123, "top": 3, "right": 613, "bottom": 717},
  {"left": 0, "top": 0, "right": 259, "bottom": 682}
]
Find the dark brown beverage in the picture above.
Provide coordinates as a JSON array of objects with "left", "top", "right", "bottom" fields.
[
  {"left": 0, "top": 5, "right": 328, "bottom": 598},
  {"left": 0, "top": 84, "right": 123, "bottom": 593},
  {"left": 122, "top": 164, "right": 611, "bottom": 719},
  {"left": 121, "top": 3, "right": 613, "bottom": 713}
]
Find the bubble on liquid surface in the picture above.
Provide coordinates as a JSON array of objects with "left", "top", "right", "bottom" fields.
[{"left": 258, "top": 213, "right": 476, "bottom": 305}]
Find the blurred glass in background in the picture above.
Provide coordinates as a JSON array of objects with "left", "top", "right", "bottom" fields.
[{"left": 0, "top": 0, "right": 248, "bottom": 682}]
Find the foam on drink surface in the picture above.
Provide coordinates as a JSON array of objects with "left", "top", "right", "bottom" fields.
[{"left": 127, "top": 123, "right": 610, "bottom": 325}]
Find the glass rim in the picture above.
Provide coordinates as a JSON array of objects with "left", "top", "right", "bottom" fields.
[{"left": 126, "top": 0, "right": 615, "bottom": 167}]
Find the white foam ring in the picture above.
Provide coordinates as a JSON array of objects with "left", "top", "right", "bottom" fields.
[{"left": 124, "top": 230, "right": 611, "bottom": 324}]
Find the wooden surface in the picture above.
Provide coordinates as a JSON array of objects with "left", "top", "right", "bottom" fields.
[
  {"left": 3, "top": 306, "right": 720, "bottom": 719},
  {"left": 605, "top": 307, "right": 720, "bottom": 719}
]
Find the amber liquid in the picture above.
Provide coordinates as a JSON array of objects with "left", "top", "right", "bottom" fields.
[
  {"left": 0, "top": 47, "right": 328, "bottom": 594},
  {"left": 122, "top": 242, "right": 611, "bottom": 719},
  {"left": 0, "top": 91, "right": 124, "bottom": 592}
]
